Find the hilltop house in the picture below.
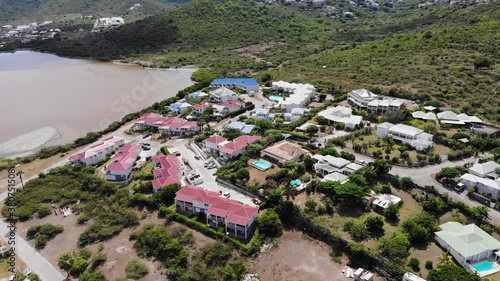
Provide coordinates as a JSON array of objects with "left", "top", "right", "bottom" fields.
[
  {"left": 313, "top": 154, "right": 363, "bottom": 177},
  {"left": 210, "top": 87, "right": 240, "bottom": 104},
  {"left": 93, "top": 17, "right": 124, "bottom": 30},
  {"left": 261, "top": 141, "right": 309, "bottom": 165},
  {"left": 175, "top": 185, "right": 259, "bottom": 239},
  {"left": 317, "top": 106, "right": 363, "bottom": 129},
  {"left": 347, "top": 88, "right": 406, "bottom": 114},
  {"left": 376, "top": 122, "right": 433, "bottom": 151},
  {"left": 70, "top": 136, "right": 125, "bottom": 166},
  {"left": 210, "top": 78, "right": 259, "bottom": 94},
  {"left": 105, "top": 144, "right": 141, "bottom": 181},
  {"left": 225, "top": 121, "right": 255, "bottom": 134},
  {"left": 435, "top": 222, "right": 500, "bottom": 273},
  {"left": 169, "top": 102, "right": 192, "bottom": 114},
  {"left": 152, "top": 155, "right": 183, "bottom": 192},
  {"left": 460, "top": 161, "right": 500, "bottom": 199},
  {"left": 213, "top": 101, "right": 246, "bottom": 117},
  {"left": 220, "top": 135, "right": 261, "bottom": 160},
  {"left": 204, "top": 136, "right": 230, "bottom": 154}
]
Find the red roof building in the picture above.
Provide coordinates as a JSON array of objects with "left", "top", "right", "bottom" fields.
[
  {"left": 105, "top": 144, "right": 141, "bottom": 181},
  {"left": 175, "top": 185, "right": 259, "bottom": 239},
  {"left": 69, "top": 136, "right": 125, "bottom": 166},
  {"left": 151, "top": 155, "right": 183, "bottom": 192},
  {"left": 134, "top": 113, "right": 200, "bottom": 136},
  {"left": 219, "top": 135, "right": 261, "bottom": 160}
]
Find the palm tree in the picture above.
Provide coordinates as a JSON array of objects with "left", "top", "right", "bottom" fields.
[
  {"left": 58, "top": 253, "right": 74, "bottom": 279},
  {"left": 282, "top": 182, "right": 298, "bottom": 201},
  {"left": 16, "top": 170, "right": 24, "bottom": 188},
  {"left": 438, "top": 252, "right": 454, "bottom": 265}
]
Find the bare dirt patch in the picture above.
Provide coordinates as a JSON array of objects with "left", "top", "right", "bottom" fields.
[
  {"left": 234, "top": 42, "right": 284, "bottom": 63},
  {"left": 249, "top": 230, "right": 351, "bottom": 281},
  {"left": 408, "top": 242, "right": 443, "bottom": 277}
]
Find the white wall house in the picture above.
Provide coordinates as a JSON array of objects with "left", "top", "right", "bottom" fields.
[
  {"left": 271, "top": 81, "right": 315, "bottom": 112},
  {"left": 312, "top": 154, "right": 363, "bottom": 178},
  {"left": 106, "top": 144, "right": 141, "bottom": 181},
  {"left": 210, "top": 78, "right": 259, "bottom": 93},
  {"left": 435, "top": 222, "right": 500, "bottom": 268},
  {"left": 210, "top": 87, "right": 239, "bottom": 104},
  {"left": 460, "top": 161, "right": 500, "bottom": 199},
  {"left": 317, "top": 106, "right": 363, "bottom": 129},
  {"left": 347, "top": 88, "right": 406, "bottom": 114},
  {"left": 70, "top": 136, "right": 125, "bottom": 165},
  {"left": 204, "top": 136, "right": 229, "bottom": 154},
  {"left": 376, "top": 122, "right": 433, "bottom": 151}
]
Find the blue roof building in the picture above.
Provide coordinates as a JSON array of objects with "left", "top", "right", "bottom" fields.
[
  {"left": 169, "top": 102, "right": 192, "bottom": 114},
  {"left": 211, "top": 78, "right": 260, "bottom": 93},
  {"left": 188, "top": 91, "right": 209, "bottom": 99}
]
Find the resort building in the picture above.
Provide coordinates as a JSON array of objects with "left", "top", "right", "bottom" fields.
[
  {"left": 220, "top": 135, "right": 261, "bottom": 161},
  {"left": 169, "top": 102, "right": 192, "bottom": 114},
  {"left": 70, "top": 136, "right": 125, "bottom": 166},
  {"left": 204, "top": 136, "right": 230, "bottom": 154},
  {"left": 151, "top": 155, "right": 183, "bottom": 192},
  {"left": 105, "top": 144, "right": 141, "bottom": 181},
  {"left": 134, "top": 114, "right": 200, "bottom": 136},
  {"left": 437, "top": 111, "right": 484, "bottom": 126},
  {"left": 271, "top": 81, "right": 316, "bottom": 112},
  {"left": 376, "top": 122, "right": 433, "bottom": 151},
  {"left": 317, "top": 106, "right": 363, "bottom": 129},
  {"left": 261, "top": 141, "right": 309, "bottom": 165},
  {"left": 460, "top": 161, "right": 500, "bottom": 200},
  {"left": 434, "top": 222, "right": 500, "bottom": 277},
  {"left": 175, "top": 185, "right": 259, "bottom": 239},
  {"left": 225, "top": 121, "right": 255, "bottom": 134},
  {"left": 347, "top": 88, "right": 406, "bottom": 114},
  {"left": 210, "top": 87, "right": 240, "bottom": 104},
  {"left": 210, "top": 78, "right": 259, "bottom": 94}
]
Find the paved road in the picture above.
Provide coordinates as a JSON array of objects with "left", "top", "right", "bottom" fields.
[{"left": 337, "top": 146, "right": 500, "bottom": 224}]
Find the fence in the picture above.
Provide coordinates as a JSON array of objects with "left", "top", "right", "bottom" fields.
[{"left": 216, "top": 177, "right": 255, "bottom": 198}]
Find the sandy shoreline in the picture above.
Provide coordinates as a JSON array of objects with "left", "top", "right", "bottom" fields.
[{"left": 0, "top": 127, "right": 61, "bottom": 159}]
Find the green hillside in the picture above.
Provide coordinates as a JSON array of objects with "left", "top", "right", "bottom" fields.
[
  {"left": 0, "top": 0, "right": 186, "bottom": 24},
  {"left": 29, "top": 0, "right": 499, "bottom": 123}
]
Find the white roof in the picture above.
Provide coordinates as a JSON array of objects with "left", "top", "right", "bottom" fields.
[
  {"left": 390, "top": 124, "right": 423, "bottom": 137},
  {"left": 379, "top": 99, "right": 392, "bottom": 107},
  {"left": 322, "top": 172, "right": 349, "bottom": 183},
  {"left": 318, "top": 107, "right": 362, "bottom": 126},
  {"left": 423, "top": 106, "right": 436, "bottom": 111},
  {"left": 346, "top": 162, "right": 363, "bottom": 172},
  {"left": 333, "top": 105, "right": 352, "bottom": 116},
  {"left": 440, "top": 120, "right": 465, "bottom": 125},
  {"left": 372, "top": 194, "right": 402, "bottom": 208},
  {"left": 377, "top": 122, "right": 394, "bottom": 129},
  {"left": 412, "top": 111, "right": 437, "bottom": 120},
  {"left": 469, "top": 161, "right": 500, "bottom": 177},
  {"left": 390, "top": 99, "right": 405, "bottom": 107},
  {"left": 403, "top": 272, "right": 427, "bottom": 281},
  {"left": 211, "top": 86, "right": 237, "bottom": 97},
  {"left": 367, "top": 100, "right": 380, "bottom": 107},
  {"left": 458, "top": 113, "right": 483, "bottom": 123},
  {"left": 435, "top": 222, "right": 500, "bottom": 258},
  {"left": 437, "top": 110, "right": 460, "bottom": 121},
  {"left": 351, "top": 88, "right": 378, "bottom": 99},
  {"left": 315, "top": 155, "right": 351, "bottom": 168},
  {"left": 461, "top": 173, "right": 500, "bottom": 190}
]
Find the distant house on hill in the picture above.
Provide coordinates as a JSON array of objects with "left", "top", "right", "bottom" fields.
[{"left": 210, "top": 78, "right": 259, "bottom": 93}]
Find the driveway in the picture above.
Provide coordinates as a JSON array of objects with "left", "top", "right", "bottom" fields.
[{"left": 171, "top": 140, "right": 257, "bottom": 206}]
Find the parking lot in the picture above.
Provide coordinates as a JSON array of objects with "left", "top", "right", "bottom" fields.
[{"left": 170, "top": 140, "right": 257, "bottom": 207}]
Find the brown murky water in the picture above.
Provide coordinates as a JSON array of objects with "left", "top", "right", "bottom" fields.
[{"left": 0, "top": 51, "right": 195, "bottom": 158}]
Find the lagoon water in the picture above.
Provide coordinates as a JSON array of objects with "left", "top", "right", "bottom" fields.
[{"left": 0, "top": 51, "right": 195, "bottom": 158}]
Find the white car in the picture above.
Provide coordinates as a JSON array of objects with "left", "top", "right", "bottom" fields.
[{"left": 22, "top": 268, "right": 32, "bottom": 276}]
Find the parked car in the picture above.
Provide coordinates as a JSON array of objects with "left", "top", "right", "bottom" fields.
[
  {"left": 454, "top": 182, "right": 465, "bottom": 192},
  {"left": 194, "top": 154, "right": 201, "bottom": 160},
  {"left": 207, "top": 163, "right": 216, "bottom": 169},
  {"left": 223, "top": 192, "right": 231, "bottom": 198},
  {"left": 22, "top": 268, "right": 32, "bottom": 276},
  {"left": 253, "top": 197, "right": 261, "bottom": 205}
]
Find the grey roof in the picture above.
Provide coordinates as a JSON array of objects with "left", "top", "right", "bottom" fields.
[
  {"left": 322, "top": 172, "right": 349, "bottom": 183},
  {"left": 435, "top": 222, "right": 500, "bottom": 258},
  {"left": 390, "top": 124, "right": 423, "bottom": 137},
  {"left": 469, "top": 161, "right": 500, "bottom": 177},
  {"left": 377, "top": 122, "right": 394, "bottom": 130},
  {"left": 437, "top": 111, "right": 460, "bottom": 121}
]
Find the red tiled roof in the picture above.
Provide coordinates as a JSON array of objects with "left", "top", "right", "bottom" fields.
[
  {"left": 233, "top": 135, "right": 261, "bottom": 144},
  {"left": 70, "top": 136, "right": 124, "bottom": 161},
  {"left": 220, "top": 135, "right": 261, "bottom": 155},
  {"left": 152, "top": 177, "right": 181, "bottom": 190},
  {"left": 151, "top": 155, "right": 182, "bottom": 191},
  {"left": 222, "top": 101, "right": 245, "bottom": 108},
  {"left": 175, "top": 185, "right": 258, "bottom": 226},
  {"left": 204, "top": 135, "right": 228, "bottom": 144},
  {"left": 193, "top": 102, "right": 211, "bottom": 109},
  {"left": 107, "top": 144, "right": 141, "bottom": 172}
]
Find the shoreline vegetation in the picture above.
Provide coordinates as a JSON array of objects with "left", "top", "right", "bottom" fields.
[{"left": 0, "top": 67, "right": 214, "bottom": 170}]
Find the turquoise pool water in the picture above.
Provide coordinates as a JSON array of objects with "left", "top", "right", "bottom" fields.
[
  {"left": 252, "top": 160, "right": 272, "bottom": 171},
  {"left": 269, "top": 95, "right": 283, "bottom": 101},
  {"left": 290, "top": 179, "right": 301, "bottom": 186},
  {"left": 472, "top": 261, "right": 495, "bottom": 273}
]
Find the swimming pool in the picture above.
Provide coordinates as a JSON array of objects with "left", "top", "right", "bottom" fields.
[
  {"left": 252, "top": 160, "right": 272, "bottom": 171},
  {"left": 472, "top": 261, "right": 495, "bottom": 273},
  {"left": 269, "top": 95, "right": 283, "bottom": 102},
  {"left": 290, "top": 179, "right": 301, "bottom": 186}
]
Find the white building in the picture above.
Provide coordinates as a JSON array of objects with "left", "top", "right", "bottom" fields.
[
  {"left": 437, "top": 111, "right": 484, "bottom": 126},
  {"left": 370, "top": 193, "right": 402, "bottom": 212},
  {"left": 376, "top": 122, "right": 433, "bottom": 151},
  {"left": 271, "top": 81, "right": 315, "bottom": 112},
  {"left": 435, "top": 222, "right": 500, "bottom": 271},
  {"left": 402, "top": 272, "right": 427, "bottom": 281},
  {"left": 347, "top": 88, "right": 406, "bottom": 114},
  {"left": 69, "top": 136, "right": 125, "bottom": 165},
  {"left": 204, "top": 136, "right": 230, "bottom": 154},
  {"left": 313, "top": 154, "right": 363, "bottom": 177},
  {"left": 412, "top": 111, "right": 437, "bottom": 121},
  {"left": 317, "top": 106, "right": 363, "bottom": 129},
  {"left": 93, "top": 17, "right": 124, "bottom": 30},
  {"left": 460, "top": 161, "right": 500, "bottom": 199},
  {"left": 210, "top": 87, "right": 239, "bottom": 104}
]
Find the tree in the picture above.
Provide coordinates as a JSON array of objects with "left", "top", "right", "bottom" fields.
[
  {"left": 305, "top": 125, "right": 319, "bottom": 136},
  {"left": 79, "top": 272, "right": 107, "bottom": 281},
  {"left": 436, "top": 167, "right": 461, "bottom": 181},
  {"left": 469, "top": 206, "right": 490, "bottom": 223},
  {"left": 371, "top": 159, "right": 392, "bottom": 177},
  {"left": 377, "top": 232, "right": 410, "bottom": 259},
  {"left": 257, "top": 210, "right": 283, "bottom": 238},
  {"left": 125, "top": 259, "right": 149, "bottom": 279},
  {"left": 58, "top": 254, "right": 74, "bottom": 278},
  {"left": 315, "top": 115, "right": 328, "bottom": 126},
  {"left": 260, "top": 71, "right": 273, "bottom": 83},
  {"left": 422, "top": 196, "right": 448, "bottom": 216},
  {"left": 16, "top": 170, "right": 25, "bottom": 188},
  {"left": 428, "top": 265, "right": 481, "bottom": 281},
  {"left": 401, "top": 212, "right": 437, "bottom": 244},
  {"left": 384, "top": 203, "right": 400, "bottom": 221},
  {"left": 303, "top": 155, "right": 315, "bottom": 172},
  {"left": 222, "top": 127, "right": 242, "bottom": 140},
  {"left": 333, "top": 182, "right": 366, "bottom": 206},
  {"left": 400, "top": 176, "right": 414, "bottom": 190},
  {"left": 282, "top": 181, "right": 298, "bottom": 201},
  {"left": 364, "top": 216, "right": 384, "bottom": 233},
  {"left": 255, "top": 119, "right": 273, "bottom": 134},
  {"left": 347, "top": 221, "right": 369, "bottom": 241},
  {"left": 322, "top": 146, "right": 339, "bottom": 157},
  {"left": 247, "top": 143, "right": 263, "bottom": 157},
  {"left": 347, "top": 174, "right": 368, "bottom": 188},
  {"left": 407, "top": 258, "right": 420, "bottom": 271},
  {"left": 437, "top": 252, "right": 454, "bottom": 266}
]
